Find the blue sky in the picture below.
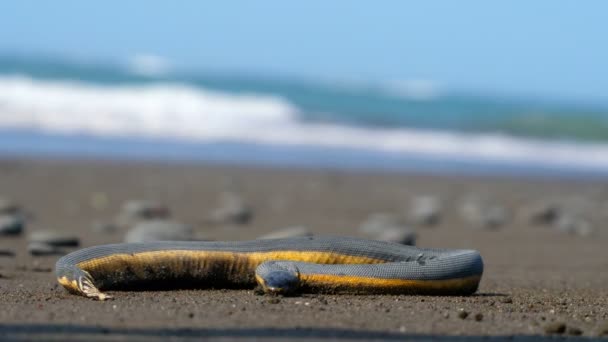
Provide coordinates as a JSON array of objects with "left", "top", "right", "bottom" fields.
[{"left": 1, "top": 1, "right": 606, "bottom": 102}]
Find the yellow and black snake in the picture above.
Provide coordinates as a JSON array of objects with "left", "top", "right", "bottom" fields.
[{"left": 55, "top": 236, "right": 483, "bottom": 300}]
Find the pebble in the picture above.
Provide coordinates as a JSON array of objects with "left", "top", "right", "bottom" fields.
[
  {"left": 409, "top": 196, "right": 442, "bottom": 226},
  {"left": 209, "top": 192, "right": 253, "bottom": 225},
  {"left": 91, "top": 221, "right": 118, "bottom": 234},
  {"left": 0, "top": 249, "right": 15, "bottom": 257},
  {"left": 544, "top": 321, "right": 566, "bottom": 335},
  {"left": 257, "top": 226, "right": 312, "bottom": 240},
  {"left": 500, "top": 297, "right": 513, "bottom": 304},
  {"left": 460, "top": 199, "right": 510, "bottom": 230},
  {"left": 0, "top": 197, "right": 20, "bottom": 215},
  {"left": 474, "top": 313, "right": 483, "bottom": 321},
  {"left": 27, "top": 242, "right": 62, "bottom": 256},
  {"left": 566, "top": 326, "right": 583, "bottom": 336},
  {"left": 457, "top": 309, "right": 469, "bottom": 319},
  {"left": 599, "top": 322, "right": 608, "bottom": 336},
  {"left": 359, "top": 213, "right": 406, "bottom": 234},
  {"left": 116, "top": 200, "right": 171, "bottom": 227},
  {"left": 374, "top": 226, "right": 417, "bottom": 246},
  {"left": 553, "top": 215, "right": 594, "bottom": 237},
  {"left": 124, "top": 220, "right": 195, "bottom": 243},
  {"left": 0, "top": 214, "right": 24, "bottom": 235},
  {"left": 29, "top": 230, "right": 80, "bottom": 247},
  {"left": 527, "top": 202, "right": 561, "bottom": 225}
]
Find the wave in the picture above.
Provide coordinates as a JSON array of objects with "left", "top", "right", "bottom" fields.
[{"left": 1, "top": 75, "right": 608, "bottom": 171}]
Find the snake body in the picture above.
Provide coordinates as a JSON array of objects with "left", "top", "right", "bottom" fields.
[{"left": 55, "top": 236, "right": 483, "bottom": 300}]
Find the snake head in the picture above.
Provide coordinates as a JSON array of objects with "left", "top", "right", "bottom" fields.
[
  {"left": 76, "top": 269, "right": 113, "bottom": 301},
  {"left": 255, "top": 261, "right": 300, "bottom": 296}
]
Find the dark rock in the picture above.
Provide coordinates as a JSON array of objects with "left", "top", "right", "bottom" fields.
[
  {"left": 598, "top": 322, "right": 608, "bottom": 336},
  {"left": 27, "top": 242, "right": 63, "bottom": 256},
  {"left": 29, "top": 230, "right": 80, "bottom": 247},
  {"left": 0, "top": 249, "right": 15, "bottom": 257},
  {"left": 458, "top": 309, "right": 469, "bottom": 319},
  {"left": 566, "top": 326, "right": 583, "bottom": 336},
  {"left": 544, "top": 322, "right": 566, "bottom": 335},
  {"left": 0, "top": 215, "right": 24, "bottom": 235},
  {"left": 528, "top": 202, "right": 561, "bottom": 225},
  {"left": 474, "top": 313, "right": 483, "bottom": 321}
]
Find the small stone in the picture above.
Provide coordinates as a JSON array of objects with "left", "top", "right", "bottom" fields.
[
  {"left": 528, "top": 202, "right": 561, "bottom": 225},
  {"left": 0, "top": 214, "right": 24, "bottom": 235},
  {"left": 0, "top": 249, "right": 15, "bottom": 257},
  {"left": 91, "top": 221, "right": 117, "bottom": 234},
  {"left": 458, "top": 309, "right": 469, "bottom": 319},
  {"left": 460, "top": 197, "right": 509, "bottom": 230},
  {"left": 566, "top": 326, "right": 582, "bottom": 336},
  {"left": 474, "top": 313, "right": 483, "bottom": 321},
  {"left": 208, "top": 192, "right": 253, "bottom": 225},
  {"left": 409, "top": 196, "right": 442, "bottom": 226},
  {"left": 544, "top": 322, "right": 566, "bottom": 335},
  {"left": 359, "top": 213, "right": 405, "bottom": 234},
  {"left": 267, "top": 298, "right": 281, "bottom": 304},
  {"left": 0, "top": 197, "right": 20, "bottom": 215},
  {"left": 374, "top": 226, "right": 417, "bottom": 246},
  {"left": 27, "top": 242, "right": 62, "bottom": 256},
  {"left": 599, "top": 322, "right": 608, "bottom": 336},
  {"left": 501, "top": 297, "right": 513, "bottom": 304},
  {"left": 257, "top": 226, "right": 312, "bottom": 240},
  {"left": 124, "top": 220, "right": 195, "bottom": 243},
  {"left": 442, "top": 312, "right": 450, "bottom": 319},
  {"left": 116, "top": 200, "right": 170, "bottom": 227},
  {"left": 31, "top": 266, "right": 53, "bottom": 272},
  {"left": 554, "top": 215, "right": 593, "bottom": 237},
  {"left": 29, "top": 230, "right": 80, "bottom": 247}
]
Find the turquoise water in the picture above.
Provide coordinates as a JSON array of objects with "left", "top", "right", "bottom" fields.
[
  {"left": 1, "top": 55, "right": 607, "bottom": 175},
  {"left": 2, "top": 55, "right": 607, "bottom": 142}
]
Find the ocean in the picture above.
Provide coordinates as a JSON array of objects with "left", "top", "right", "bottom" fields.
[{"left": 1, "top": 56, "right": 607, "bottom": 177}]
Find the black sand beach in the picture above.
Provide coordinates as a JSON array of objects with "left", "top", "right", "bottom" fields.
[{"left": 1, "top": 159, "right": 607, "bottom": 341}]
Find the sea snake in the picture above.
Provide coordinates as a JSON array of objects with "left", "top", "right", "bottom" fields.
[{"left": 55, "top": 236, "right": 483, "bottom": 300}]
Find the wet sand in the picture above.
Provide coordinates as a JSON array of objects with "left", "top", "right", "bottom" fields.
[{"left": 1, "top": 158, "right": 607, "bottom": 341}]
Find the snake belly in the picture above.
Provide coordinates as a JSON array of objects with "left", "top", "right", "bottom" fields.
[{"left": 55, "top": 236, "right": 483, "bottom": 300}]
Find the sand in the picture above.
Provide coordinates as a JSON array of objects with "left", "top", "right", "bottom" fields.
[{"left": 1, "top": 158, "right": 607, "bottom": 341}]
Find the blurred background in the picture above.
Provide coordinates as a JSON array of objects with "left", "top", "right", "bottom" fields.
[{"left": 1, "top": 1, "right": 607, "bottom": 176}]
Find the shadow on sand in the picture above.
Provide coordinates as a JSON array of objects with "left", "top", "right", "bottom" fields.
[{"left": 0, "top": 324, "right": 600, "bottom": 341}]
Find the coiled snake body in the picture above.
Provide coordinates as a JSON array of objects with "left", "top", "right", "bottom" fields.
[{"left": 55, "top": 236, "right": 483, "bottom": 300}]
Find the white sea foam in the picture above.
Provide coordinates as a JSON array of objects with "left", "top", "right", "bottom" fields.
[{"left": 1, "top": 75, "right": 607, "bottom": 171}]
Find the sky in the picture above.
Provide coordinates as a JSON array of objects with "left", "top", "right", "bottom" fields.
[{"left": 0, "top": 1, "right": 607, "bottom": 102}]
